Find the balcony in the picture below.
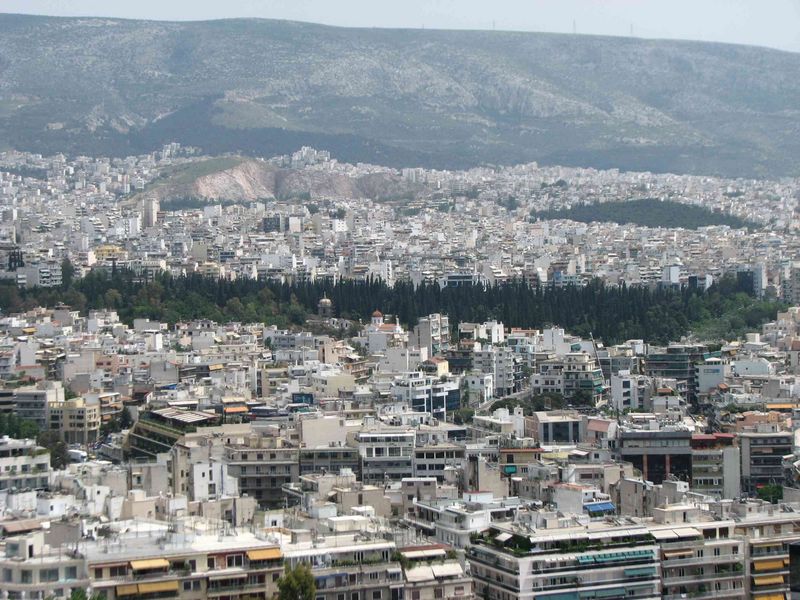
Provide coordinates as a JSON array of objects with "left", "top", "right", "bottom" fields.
[
  {"left": 662, "top": 570, "right": 743, "bottom": 587},
  {"left": 663, "top": 588, "right": 746, "bottom": 600}
]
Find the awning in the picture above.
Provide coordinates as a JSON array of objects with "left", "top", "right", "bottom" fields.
[
  {"left": 494, "top": 532, "right": 512, "bottom": 543},
  {"left": 138, "top": 581, "right": 179, "bottom": 594},
  {"left": 116, "top": 585, "right": 139, "bottom": 597},
  {"left": 594, "top": 589, "right": 626, "bottom": 599},
  {"left": 753, "top": 575, "right": 784, "bottom": 586},
  {"left": 672, "top": 527, "right": 701, "bottom": 538},
  {"left": 584, "top": 502, "right": 615, "bottom": 513},
  {"left": 624, "top": 567, "right": 656, "bottom": 577},
  {"left": 130, "top": 558, "right": 170, "bottom": 570},
  {"left": 663, "top": 549, "right": 693, "bottom": 559},
  {"left": 224, "top": 406, "right": 249, "bottom": 414},
  {"left": 752, "top": 540, "right": 783, "bottom": 548},
  {"left": 405, "top": 566, "right": 435, "bottom": 583},
  {"left": 753, "top": 595, "right": 785, "bottom": 600},
  {"left": 650, "top": 530, "right": 679, "bottom": 541},
  {"left": 431, "top": 563, "right": 463, "bottom": 578},
  {"left": 247, "top": 548, "right": 282, "bottom": 561},
  {"left": 402, "top": 548, "right": 446, "bottom": 560},
  {"left": 754, "top": 559, "right": 785, "bottom": 571},
  {"left": 209, "top": 572, "right": 248, "bottom": 581}
]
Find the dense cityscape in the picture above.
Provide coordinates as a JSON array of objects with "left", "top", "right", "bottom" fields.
[
  {"left": 0, "top": 141, "right": 797, "bottom": 600},
  {"left": 2, "top": 4, "right": 800, "bottom": 600}
]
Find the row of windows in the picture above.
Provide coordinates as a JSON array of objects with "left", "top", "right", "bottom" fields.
[{"left": 2, "top": 566, "right": 78, "bottom": 583}]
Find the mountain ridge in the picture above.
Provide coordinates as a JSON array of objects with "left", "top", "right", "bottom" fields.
[{"left": 1, "top": 14, "right": 800, "bottom": 177}]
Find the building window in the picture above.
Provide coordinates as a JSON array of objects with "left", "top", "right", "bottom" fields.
[
  {"left": 226, "top": 555, "right": 244, "bottom": 568},
  {"left": 373, "top": 592, "right": 381, "bottom": 600},
  {"left": 110, "top": 566, "right": 126, "bottom": 578}
]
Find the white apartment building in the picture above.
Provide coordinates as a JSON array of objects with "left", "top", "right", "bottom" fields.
[
  {"left": 412, "top": 313, "right": 450, "bottom": 356},
  {"left": 0, "top": 436, "right": 50, "bottom": 491},
  {"left": 473, "top": 345, "right": 519, "bottom": 397},
  {"left": 356, "top": 428, "right": 416, "bottom": 484}
]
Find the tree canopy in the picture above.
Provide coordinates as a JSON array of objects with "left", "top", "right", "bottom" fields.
[
  {"left": 0, "top": 269, "right": 782, "bottom": 346},
  {"left": 277, "top": 563, "right": 316, "bottom": 600},
  {"left": 533, "top": 198, "right": 755, "bottom": 230}
]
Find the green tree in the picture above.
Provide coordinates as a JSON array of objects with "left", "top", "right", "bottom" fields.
[
  {"left": 277, "top": 563, "right": 316, "bottom": 600},
  {"left": 452, "top": 408, "right": 475, "bottom": 425},
  {"left": 68, "top": 589, "right": 102, "bottom": 600},
  {"left": 37, "top": 430, "right": 69, "bottom": 469},
  {"left": 100, "top": 417, "right": 121, "bottom": 437},
  {"left": 61, "top": 258, "right": 76, "bottom": 290},
  {"left": 120, "top": 406, "right": 133, "bottom": 429},
  {"left": 756, "top": 484, "right": 783, "bottom": 504},
  {"left": 17, "top": 419, "right": 39, "bottom": 440},
  {"left": 104, "top": 288, "right": 123, "bottom": 308}
]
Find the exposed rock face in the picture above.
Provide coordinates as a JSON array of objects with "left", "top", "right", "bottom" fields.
[{"left": 149, "top": 159, "right": 420, "bottom": 202}]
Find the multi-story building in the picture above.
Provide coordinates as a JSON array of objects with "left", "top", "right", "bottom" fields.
[
  {"left": 616, "top": 423, "right": 693, "bottom": 484},
  {"left": 532, "top": 352, "right": 605, "bottom": 404},
  {"left": 645, "top": 344, "right": 708, "bottom": 402},
  {"left": 654, "top": 519, "right": 746, "bottom": 599},
  {"left": 399, "top": 547, "right": 474, "bottom": 600},
  {"left": 413, "top": 444, "right": 466, "bottom": 481},
  {"left": 224, "top": 436, "right": 299, "bottom": 508},
  {"left": 740, "top": 429, "right": 794, "bottom": 494},
  {"left": 0, "top": 529, "right": 88, "bottom": 599},
  {"left": 47, "top": 397, "right": 102, "bottom": 445},
  {"left": 127, "top": 408, "right": 220, "bottom": 459},
  {"left": 0, "top": 436, "right": 50, "bottom": 491},
  {"left": 86, "top": 527, "right": 284, "bottom": 600},
  {"left": 412, "top": 313, "right": 450, "bottom": 356},
  {"left": 690, "top": 433, "right": 741, "bottom": 500},
  {"left": 355, "top": 427, "right": 415, "bottom": 484},
  {"left": 283, "top": 526, "right": 404, "bottom": 600},
  {"left": 609, "top": 371, "right": 653, "bottom": 412},
  {"left": 728, "top": 500, "right": 800, "bottom": 599},
  {"left": 391, "top": 371, "right": 460, "bottom": 420},
  {"left": 299, "top": 445, "right": 360, "bottom": 477},
  {"left": 529, "top": 411, "right": 583, "bottom": 445},
  {"left": 468, "top": 522, "right": 661, "bottom": 600},
  {"left": 473, "top": 345, "right": 521, "bottom": 397},
  {"left": 14, "top": 381, "right": 65, "bottom": 429}
]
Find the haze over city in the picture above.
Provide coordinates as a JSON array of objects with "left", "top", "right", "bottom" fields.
[{"left": 5, "top": 0, "right": 800, "bottom": 51}]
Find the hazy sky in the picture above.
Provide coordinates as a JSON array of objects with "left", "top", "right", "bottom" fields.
[{"left": 4, "top": 0, "right": 800, "bottom": 52}]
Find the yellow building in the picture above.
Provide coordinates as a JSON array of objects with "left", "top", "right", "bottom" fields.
[{"left": 47, "top": 397, "right": 101, "bottom": 444}]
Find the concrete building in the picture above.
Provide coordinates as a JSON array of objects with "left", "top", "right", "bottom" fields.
[
  {"left": 617, "top": 423, "right": 693, "bottom": 484},
  {"left": 740, "top": 429, "right": 794, "bottom": 494},
  {"left": 412, "top": 313, "right": 450, "bottom": 356},
  {"left": 0, "top": 436, "right": 50, "bottom": 491},
  {"left": 355, "top": 427, "right": 415, "bottom": 484}
]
